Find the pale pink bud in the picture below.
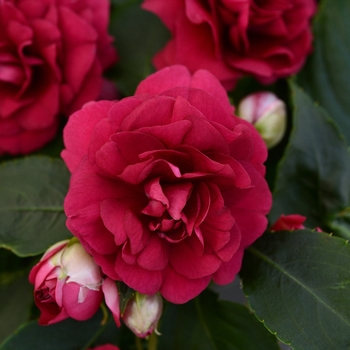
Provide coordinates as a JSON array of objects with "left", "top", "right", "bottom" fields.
[
  {"left": 122, "top": 292, "right": 163, "bottom": 338},
  {"left": 29, "top": 238, "right": 120, "bottom": 325},
  {"left": 238, "top": 92, "right": 287, "bottom": 148}
]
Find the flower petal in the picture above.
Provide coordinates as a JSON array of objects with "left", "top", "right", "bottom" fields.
[
  {"left": 160, "top": 266, "right": 210, "bottom": 303},
  {"left": 115, "top": 255, "right": 162, "bottom": 295},
  {"left": 62, "top": 283, "right": 102, "bottom": 321},
  {"left": 137, "top": 235, "right": 169, "bottom": 271},
  {"left": 135, "top": 65, "right": 192, "bottom": 96},
  {"left": 170, "top": 241, "right": 221, "bottom": 278},
  {"left": 102, "top": 277, "right": 121, "bottom": 326},
  {"left": 62, "top": 101, "right": 115, "bottom": 173}
]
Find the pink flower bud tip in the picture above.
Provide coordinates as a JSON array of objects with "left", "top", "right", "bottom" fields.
[{"left": 29, "top": 238, "right": 120, "bottom": 325}]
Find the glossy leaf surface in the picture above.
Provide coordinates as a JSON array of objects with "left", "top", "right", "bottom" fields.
[
  {"left": 0, "top": 157, "right": 71, "bottom": 256},
  {"left": 241, "top": 230, "right": 350, "bottom": 350},
  {"left": 270, "top": 85, "right": 350, "bottom": 237},
  {"left": 158, "top": 290, "right": 279, "bottom": 350},
  {"left": 297, "top": 0, "right": 350, "bottom": 145}
]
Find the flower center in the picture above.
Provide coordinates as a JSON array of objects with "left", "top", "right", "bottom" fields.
[
  {"left": 36, "top": 287, "right": 54, "bottom": 302},
  {"left": 141, "top": 178, "right": 193, "bottom": 243},
  {"left": 148, "top": 212, "right": 188, "bottom": 243}
]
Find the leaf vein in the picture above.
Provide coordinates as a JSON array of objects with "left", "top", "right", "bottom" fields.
[{"left": 248, "top": 246, "right": 350, "bottom": 328}]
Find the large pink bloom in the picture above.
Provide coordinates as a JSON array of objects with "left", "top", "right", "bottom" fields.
[
  {"left": 0, "top": 0, "right": 117, "bottom": 155},
  {"left": 62, "top": 66, "right": 272, "bottom": 304},
  {"left": 143, "top": 0, "right": 316, "bottom": 90}
]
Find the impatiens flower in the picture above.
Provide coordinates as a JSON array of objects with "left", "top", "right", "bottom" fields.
[
  {"left": 237, "top": 92, "right": 287, "bottom": 149},
  {"left": 0, "top": 0, "right": 117, "bottom": 155},
  {"left": 29, "top": 239, "right": 120, "bottom": 325},
  {"left": 62, "top": 65, "right": 272, "bottom": 304},
  {"left": 142, "top": 0, "right": 316, "bottom": 90},
  {"left": 122, "top": 292, "right": 163, "bottom": 338},
  {"left": 271, "top": 214, "right": 306, "bottom": 231}
]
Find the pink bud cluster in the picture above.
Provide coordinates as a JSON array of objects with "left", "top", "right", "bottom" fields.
[{"left": 29, "top": 238, "right": 163, "bottom": 340}]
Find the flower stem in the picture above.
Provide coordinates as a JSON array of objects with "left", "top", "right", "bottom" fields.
[
  {"left": 100, "top": 303, "right": 109, "bottom": 325},
  {"left": 81, "top": 309, "right": 111, "bottom": 349},
  {"left": 135, "top": 336, "right": 143, "bottom": 350},
  {"left": 147, "top": 331, "right": 158, "bottom": 350}
]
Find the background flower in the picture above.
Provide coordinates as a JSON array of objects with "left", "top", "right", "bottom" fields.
[
  {"left": 142, "top": 0, "right": 316, "bottom": 90},
  {"left": 0, "top": 0, "right": 117, "bottom": 155},
  {"left": 62, "top": 65, "right": 272, "bottom": 304},
  {"left": 88, "top": 345, "right": 120, "bottom": 350}
]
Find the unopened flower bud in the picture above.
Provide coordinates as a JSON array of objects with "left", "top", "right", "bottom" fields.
[
  {"left": 122, "top": 292, "right": 163, "bottom": 338},
  {"left": 29, "top": 238, "right": 120, "bottom": 325},
  {"left": 237, "top": 92, "right": 287, "bottom": 148}
]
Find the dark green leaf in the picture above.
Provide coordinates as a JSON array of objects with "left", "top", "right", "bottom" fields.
[
  {"left": 240, "top": 230, "right": 350, "bottom": 350},
  {"left": 0, "top": 310, "right": 120, "bottom": 350},
  {"left": 0, "top": 156, "right": 72, "bottom": 256},
  {"left": 0, "top": 250, "right": 35, "bottom": 344},
  {"left": 329, "top": 208, "right": 350, "bottom": 239},
  {"left": 0, "top": 249, "right": 35, "bottom": 274},
  {"left": 109, "top": 0, "right": 170, "bottom": 96},
  {"left": 270, "top": 84, "right": 350, "bottom": 235},
  {"left": 0, "top": 274, "right": 33, "bottom": 344},
  {"left": 158, "top": 290, "right": 279, "bottom": 350},
  {"left": 297, "top": 0, "right": 350, "bottom": 145}
]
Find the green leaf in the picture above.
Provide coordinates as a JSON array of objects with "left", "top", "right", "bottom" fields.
[
  {"left": 0, "top": 250, "right": 35, "bottom": 343},
  {"left": 109, "top": 0, "right": 170, "bottom": 96},
  {"left": 0, "top": 156, "right": 72, "bottom": 256},
  {"left": 329, "top": 208, "right": 350, "bottom": 239},
  {"left": 0, "top": 249, "right": 35, "bottom": 274},
  {"left": 0, "top": 274, "right": 33, "bottom": 344},
  {"left": 0, "top": 310, "right": 120, "bottom": 350},
  {"left": 158, "top": 290, "right": 279, "bottom": 350},
  {"left": 270, "top": 84, "right": 350, "bottom": 233},
  {"left": 297, "top": 0, "right": 350, "bottom": 145},
  {"left": 240, "top": 230, "right": 350, "bottom": 350}
]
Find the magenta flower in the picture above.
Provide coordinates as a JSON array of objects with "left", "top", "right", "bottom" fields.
[{"left": 62, "top": 65, "right": 272, "bottom": 304}]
